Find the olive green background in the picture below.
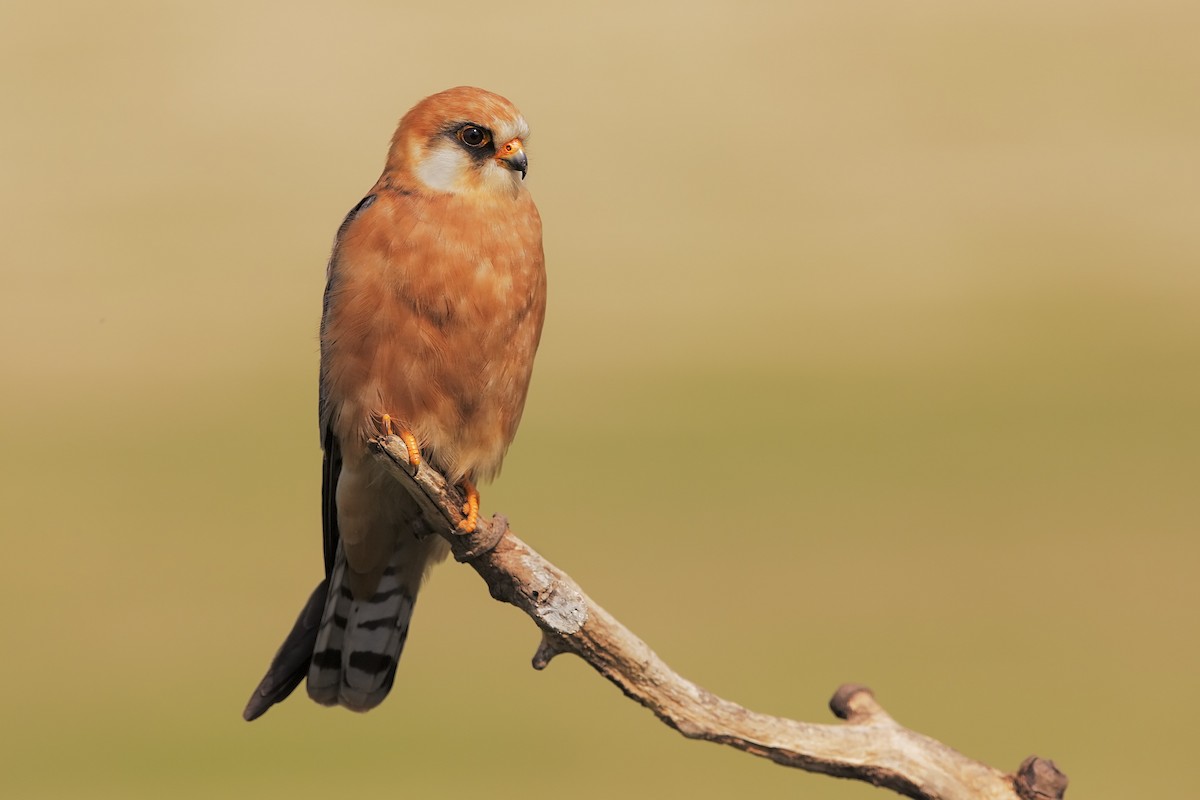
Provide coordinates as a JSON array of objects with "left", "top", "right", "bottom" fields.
[{"left": 2, "top": 2, "right": 1196, "bottom": 797}]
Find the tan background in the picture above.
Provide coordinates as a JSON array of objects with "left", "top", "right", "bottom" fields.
[{"left": 2, "top": 1, "right": 1196, "bottom": 797}]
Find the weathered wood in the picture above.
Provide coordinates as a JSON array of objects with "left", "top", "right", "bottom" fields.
[{"left": 370, "top": 435, "right": 1067, "bottom": 800}]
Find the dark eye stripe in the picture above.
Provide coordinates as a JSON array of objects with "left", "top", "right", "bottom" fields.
[{"left": 441, "top": 120, "right": 496, "bottom": 161}]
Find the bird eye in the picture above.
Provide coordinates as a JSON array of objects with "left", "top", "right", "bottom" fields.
[{"left": 457, "top": 126, "right": 490, "bottom": 148}]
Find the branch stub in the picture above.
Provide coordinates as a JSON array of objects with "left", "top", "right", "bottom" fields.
[
  {"left": 829, "top": 683, "right": 880, "bottom": 723},
  {"left": 1014, "top": 756, "right": 1069, "bottom": 800}
]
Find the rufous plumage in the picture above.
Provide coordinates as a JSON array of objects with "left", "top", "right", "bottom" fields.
[{"left": 245, "top": 86, "right": 546, "bottom": 719}]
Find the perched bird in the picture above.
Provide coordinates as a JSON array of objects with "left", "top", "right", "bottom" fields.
[{"left": 244, "top": 87, "right": 546, "bottom": 720}]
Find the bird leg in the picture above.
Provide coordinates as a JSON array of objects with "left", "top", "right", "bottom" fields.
[
  {"left": 381, "top": 413, "right": 422, "bottom": 468},
  {"left": 457, "top": 479, "right": 480, "bottom": 533}
]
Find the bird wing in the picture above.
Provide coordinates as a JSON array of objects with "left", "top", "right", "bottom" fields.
[{"left": 318, "top": 193, "right": 378, "bottom": 577}]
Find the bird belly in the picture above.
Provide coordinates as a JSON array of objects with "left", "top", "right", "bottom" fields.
[{"left": 327, "top": 272, "right": 540, "bottom": 484}]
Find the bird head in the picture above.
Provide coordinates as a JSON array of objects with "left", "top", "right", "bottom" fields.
[{"left": 387, "top": 86, "right": 530, "bottom": 196}]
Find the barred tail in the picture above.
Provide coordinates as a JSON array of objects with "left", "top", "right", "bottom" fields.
[{"left": 306, "top": 542, "right": 417, "bottom": 712}]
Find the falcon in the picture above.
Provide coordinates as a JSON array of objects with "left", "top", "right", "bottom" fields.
[{"left": 244, "top": 87, "right": 546, "bottom": 720}]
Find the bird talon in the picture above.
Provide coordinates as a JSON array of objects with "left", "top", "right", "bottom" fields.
[
  {"left": 457, "top": 479, "right": 480, "bottom": 533},
  {"left": 381, "top": 413, "right": 422, "bottom": 467}
]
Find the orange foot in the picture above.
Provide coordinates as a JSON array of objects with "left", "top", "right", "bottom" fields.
[
  {"left": 381, "top": 413, "right": 421, "bottom": 468},
  {"left": 458, "top": 478, "right": 480, "bottom": 533}
]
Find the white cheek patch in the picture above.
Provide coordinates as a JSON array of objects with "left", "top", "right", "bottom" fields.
[
  {"left": 415, "top": 142, "right": 468, "bottom": 192},
  {"left": 480, "top": 161, "right": 522, "bottom": 194}
]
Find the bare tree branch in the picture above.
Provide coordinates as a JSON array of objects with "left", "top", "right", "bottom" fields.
[{"left": 370, "top": 435, "right": 1068, "bottom": 800}]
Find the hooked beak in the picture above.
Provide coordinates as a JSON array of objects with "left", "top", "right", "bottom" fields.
[{"left": 496, "top": 138, "right": 528, "bottom": 180}]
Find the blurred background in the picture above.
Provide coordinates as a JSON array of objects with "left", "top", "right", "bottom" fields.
[{"left": 1, "top": 1, "right": 1196, "bottom": 797}]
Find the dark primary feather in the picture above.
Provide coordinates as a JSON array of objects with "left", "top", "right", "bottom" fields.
[
  {"left": 243, "top": 200, "right": 362, "bottom": 722},
  {"left": 241, "top": 425, "right": 342, "bottom": 720},
  {"left": 321, "top": 425, "right": 341, "bottom": 578},
  {"left": 242, "top": 579, "right": 330, "bottom": 721}
]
